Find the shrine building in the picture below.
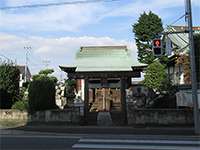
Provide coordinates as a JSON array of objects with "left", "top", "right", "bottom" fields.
[{"left": 60, "top": 46, "right": 146, "bottom": 125}]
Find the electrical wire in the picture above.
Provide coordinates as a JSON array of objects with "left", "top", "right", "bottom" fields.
[
  {"left": 163, "top": 13, "right": 187, "bottom": 35},
  {"left": 0, "top": 0, "right": 120, "bottom": 10},
  {"left": 169, "top": 14, "right": 186, "bottom": 26}
]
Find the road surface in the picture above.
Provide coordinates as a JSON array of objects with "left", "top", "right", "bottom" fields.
[{"left": 1, "top": 129, "right": 200, "bottom": 150}]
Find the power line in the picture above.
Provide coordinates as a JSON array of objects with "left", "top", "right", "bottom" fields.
[
  {"left": 0, "top": 54, "right": 11, "bottom": 61},
  {"left": 169, "top": 14, "right": 186, "bottom": 26},
  {"left": 0, "top": 0, "right": 120, "bottom": 10},
  {"left": 0, "top": 53, "right": 15, "bottom": 64}
]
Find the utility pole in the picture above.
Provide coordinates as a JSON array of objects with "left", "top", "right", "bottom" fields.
[
  {"left": 186, "top": 0, "right": 200, "bottom": 134},
  {"left": 24, "top": 46, "right": 31, "bottom": 82}
]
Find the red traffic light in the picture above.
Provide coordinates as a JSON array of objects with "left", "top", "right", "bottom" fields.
[
  {"left": 152, "top": 38, "right": 162, "bottom": 56},
  {"left": 153, "top": 39, "right": 161, "bottom": 48}
]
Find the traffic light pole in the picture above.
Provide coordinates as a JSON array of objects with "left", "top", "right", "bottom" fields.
[{"left": 186, "top": 0, "right": 200, "bottom": 135}]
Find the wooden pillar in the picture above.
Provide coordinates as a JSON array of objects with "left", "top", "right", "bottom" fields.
[
  {"left": 127, "top": 77, "right": 131, "bottom": 88},
  {"left": 102, "top": 88, "right": 106, "bottom": 110},
  {"left": 120, "top": 77, "right": 127, "bottom": 124},
  {"left": 84, "top": 78, "right": 89, "bottom": 123}
]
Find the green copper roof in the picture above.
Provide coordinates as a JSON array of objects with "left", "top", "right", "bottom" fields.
[
  {"left": 72, "top": 46, "right": 145, "bottom": 72},
  {"left": 166, "top": 26, "right": 189, "bottom": 53}
]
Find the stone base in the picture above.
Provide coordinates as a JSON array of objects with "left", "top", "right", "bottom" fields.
[{"left": 97, "top": 112, "right": 112, "bottom": 126}]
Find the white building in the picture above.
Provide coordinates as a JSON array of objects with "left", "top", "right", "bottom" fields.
[{"left": 17, "top": 65, "right": 31, "bottom": 87}]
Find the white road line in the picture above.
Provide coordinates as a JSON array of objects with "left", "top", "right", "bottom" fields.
[
  {"left": 79, "top": 139, "right": 200, "bottom": 145},
  {"left": 72, "top": 143, "right": 200, "bottom": 150},
  {"left": 1, "top": 135, "right": 81, "bottom": 139}
]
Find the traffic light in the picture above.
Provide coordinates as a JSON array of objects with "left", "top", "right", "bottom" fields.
[{"left": 152, "top": 38, "right": 162, "bottom": 56}]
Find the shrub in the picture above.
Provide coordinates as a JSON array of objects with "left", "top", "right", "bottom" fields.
[
  {"left": 12, "top": 100, "right": 28, "bottom": 111},
  {"left": 64, "top": 79, "right": 76, "bottom": 107},
  {"left": 143, "top": 61, "right": 168, "bottom": 93},
  {"left": 28, "top": 75, "right": 57, "bottom": 112},
  {"left": 22, "top": 81, "right": 30, "bottom": 88}
]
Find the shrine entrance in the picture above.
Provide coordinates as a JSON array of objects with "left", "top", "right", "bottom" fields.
[
  {"left": 88, "top": 79, "right": 121, "bottom": 112},
  {"left": 85, "top": 78, "right": 126, "bottom": 125}
]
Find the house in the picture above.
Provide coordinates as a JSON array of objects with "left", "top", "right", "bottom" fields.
[
  {"left": 17, "top": 65, "right": 31, "bottom": 87},
  {"left": 60, "top": 46, "right": 146, "bottom": 125},
  {"left": 164, "top": 25, "right": 200, "bottom": 85},
  {"left": 163, "top": 26, "right": 200, "bottom": 108}
]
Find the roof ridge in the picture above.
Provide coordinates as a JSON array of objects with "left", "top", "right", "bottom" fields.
[
  {"left": 80, "top": 46, "right": 127, "bottom": 51},
  {"left": 170, "top": 25, "right": 200, "bottom": 31}
]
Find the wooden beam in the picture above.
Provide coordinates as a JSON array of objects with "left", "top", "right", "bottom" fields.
[
  {"left": 84, "top": 78, "right": 89, "bottom": 124},
  {"left": 120, "top": 77, "right": 127, "bottom": 124},
  {"left": 68, "top": 71, "right": 141, "bottom": 79}
]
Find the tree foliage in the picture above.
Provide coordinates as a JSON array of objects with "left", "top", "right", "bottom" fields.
[
  {"left": 143, "top": 61, "right": 168, "bottom": 93},
  {"left": 133, "top": 11, "right": 164, "bottom": 64},
  {"left": 176, "top": 54, "right": 191, "bottom": 84},
  {"left": 28, "top": 69, "right": 58, "bottom": 112},
  {"left": 32, "top": 68, "right": 57, "bottom": 83},
  {"left": 39, "top": 69, "right": 54, "bottom": 76},
  {"left": 175, "top": 34, "right": 200, "bottom": 85},
  {"left": 0, "top": 63, "right": 20, "bottom": 108},
  {"left": 64, "top": 79, "right": 76, "bottom": 107},
  {"left": 12, "top": 99, "right": 29, "bottom": 111}
]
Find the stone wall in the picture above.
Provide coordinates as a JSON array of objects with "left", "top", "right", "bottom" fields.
[
  {"left": 0, "top": 108, "right": 80, "bottom": 125},
  {"left": 0, "top": 109, "right": 28, "bottom": 120},
  {"left": 127, "top": 104, "right": 194, "bottom": 126},
  {"left": 29, "top": 108, "right": 80, "bottom": 124},
  {"left": 176, "top": 89, "right": 200, "bottom": 108},
  {"left": 126, "top": 85, "right": 153, "bottom": 108}
]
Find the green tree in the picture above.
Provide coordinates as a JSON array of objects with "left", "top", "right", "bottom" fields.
[
  {"left": 39, "top": 69, "right": 54, "bottom": 75},
  {"left": 0, "top": 63, "right": 20, "bottom": 108},
  {"left": 143, "top": 61, "right": 168, "bottom": 93},
  {"left": 64, "top": 79, "right": 76, "bottom": 107},
  {"left": 133, "top": 11, "right": 164, "bottom": 64},
  {"left": 32, "top": 68, "right": 57, "bottom": 83}
]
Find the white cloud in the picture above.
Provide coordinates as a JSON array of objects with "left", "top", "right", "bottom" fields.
[
  {"left": 1, "top": 0, "right": 199, "bottom": 33},
  {"left": 0, "top": 1, "right": 106, "bottom": 32},
  {"left": 0, "top": 33, "right": 137, "bottom": 77}
]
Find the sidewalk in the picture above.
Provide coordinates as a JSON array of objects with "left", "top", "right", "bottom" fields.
[{"left": 2, "top": 124, "right": 196, "bottom": 136}]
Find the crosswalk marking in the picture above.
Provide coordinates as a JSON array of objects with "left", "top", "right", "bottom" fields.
[
  {"left": 79, "top": 138, "right": 200, "bottom": 145},
  {"left": 72, "top": 138, "right": 200, "bottom": 150},
  {"left": 73, "top": 143, "right": 199, "bottom": 150}
]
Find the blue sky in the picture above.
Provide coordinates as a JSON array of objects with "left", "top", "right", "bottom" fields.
[{"left": 0, "top": 0, "right": 200, "bottom": 79}]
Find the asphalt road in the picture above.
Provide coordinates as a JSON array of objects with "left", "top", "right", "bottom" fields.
[
  {"left": 1, "top": 135, "right": 78, "bottom": 150},
  {"left": 1, "top": 130, "right": 200, "bottom": 150}
]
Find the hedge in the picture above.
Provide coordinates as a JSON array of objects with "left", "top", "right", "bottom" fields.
[{"left": 28, "top": 77, "right": 56, "bottom": 112}]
